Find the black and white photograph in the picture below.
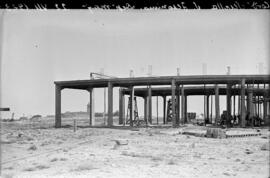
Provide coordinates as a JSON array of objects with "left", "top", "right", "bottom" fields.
[{"left": 0, "top": 8, "right": 270, "bottom": 178}]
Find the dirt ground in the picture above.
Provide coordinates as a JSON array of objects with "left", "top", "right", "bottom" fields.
[{"left": 1, "top": 117, "right": 269, "bottom": 178}]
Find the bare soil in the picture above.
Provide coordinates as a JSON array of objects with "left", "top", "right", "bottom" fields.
[{"left": 1, "top": 117, "right": 269, "bottom": 178}]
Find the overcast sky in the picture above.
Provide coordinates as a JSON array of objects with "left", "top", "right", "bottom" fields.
[{"left": 0, "top": 10, "right": 269, "bottom": 119}]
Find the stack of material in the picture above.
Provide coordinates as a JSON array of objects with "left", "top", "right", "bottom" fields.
[{"left": 206, "top": 128, "right": 226, "bottom": 139}]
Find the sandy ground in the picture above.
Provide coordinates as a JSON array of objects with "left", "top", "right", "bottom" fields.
[{"left": 1, "top": 117, "right": 270, "bottom": 178}]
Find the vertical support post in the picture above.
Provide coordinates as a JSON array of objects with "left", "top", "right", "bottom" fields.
[
  {"left": 156, "top": 96, "right": 159, "bottom": 124},
  {"left": 247, "top": 88, "right": 254, "bottom": 127},
  {"left": 148, "top": 86, "right": 152, "bottom": 124},
  {"left": 257, "top": 84, "right": 260, "bottom": 118},
  {"left": 144, "top": 96, "right": 147, "bottom": 123},
  {"left": 171, "top": 79, "right": 176, "bottom": 127},
  {"left": 206, "top": 95, "right": 210, "bottom": 123},
  {"left": 263, "top": 90, "right": 267, "bottom": 123},
  {"left": 215, "top": 84, "right": 220, "bottom": 125},
  {"left": 238, "top": 91, "right": 241, "bottom": 116},
  {"left": 233, "top": 92, "right": 236, "bottom": 117},
  {"left": 89, "top": 88, "right": 95, "bottom": 126},
  {"left": 226, "top": 84, "right": 232, "bottom": 125},
  {"left": 55, "top": 85, "right": 62, "bottom": 128},
  {"left": 103, "top": 88, "right": 106, "bottom": 125},
  {"left": 119, "top": 88, "right": 125, "bottom": 125},
  {"left": 176, "top": 84, "right": 180, "bottom": 125},
  {"left": 268, "top": 84, "right": 270, "bottom": 116},
  {"left": 163, "top": 96, "right": 166, "bottom": 124},
  {"left": 184, "top": 95, "right": 187, "bottom": 123},
  {"left": 247, "top": 85, "right": 250, "bottom": 117},
  {"left": 130, "top": 86, "right": 134, "bottom": 126},
  {"left": 240, "top": 79, "right": 246, "bottom": 127},
  {"left": 181, "top": 85, "right": 185, "bottom": 124},
  {"left": 107, "top": 82, "right": 113, "bottom": 127},
  {"left": 210, "top": 95, "right": 213, "bottom": 124}
]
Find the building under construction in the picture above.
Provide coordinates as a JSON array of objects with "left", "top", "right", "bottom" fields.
[{"left": 54, "top": 75, "right": 270, "bottom": 128}]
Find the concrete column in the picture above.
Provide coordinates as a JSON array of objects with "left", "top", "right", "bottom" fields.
[
  {"left": 215, "top": 84, "right": 220, "bottom": 124},
  {"left": 156, "top": 96, "right": 159, "bottom": 124},
  {"left": 119, "top": 88, "right": 125, "bottom": 125},
  {"left": 107, "top": 82, "right": 113, "bottom": 127},
  {"left": 144, "top": 96, "right": 147, "bottom": 123},
  {"left": 181, "top": 86, "right": 185, "bottom": 124},
  {"left": 238, "top": 93, "right": 241, "bottom": 115},
  {"left": 263, "top": 91, "right": 267, "bottom": 122},
  {"left": 130, "top": 86, "right": 134, "bottom": 126},
  {"left": 210, "top": 95, "right": 213, "bottom": 123},
  {"left": 55, "top": 85, "right": 62, "bottom": 128},
  {"left": 233, "top": 94, "right": 236, "bottom": 117},
  {"left": 226, "top": 84, "right": 232, "bottom": 125},
  {"left": 148, "top": 86, "right": 152, "bottom": 124},
  {"left": 89, "top": 88, "right": 95, "bottom": 126},
  {"left": 240, "top": 79, "right": 246, "bottom": 127},
  {"left": 257, "top": 84, "right": 260, "bottom": 117},
  {"left": 176, "top": 84, "right": 180, "bottom": 125},
  {"left": 185, "top": 95, "right": 187, "bottom": 123},
  {"left": 163, "top": 96, "right": 166, "bottom": 124},
  {"left": 247, "top": 89, "right": 254, "bottom": 126},
  {"left": 206, "top": 95, "right": 210, "bottom": 123},
  {"left": 171, "top": 79, "right": 176, "bottom": 127}
]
